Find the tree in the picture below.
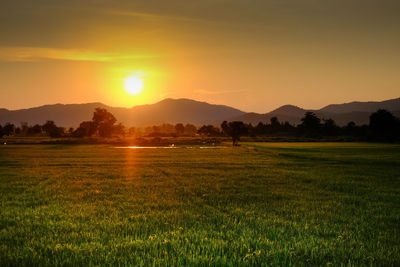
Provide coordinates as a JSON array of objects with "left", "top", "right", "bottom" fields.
[
  {"left": 221, "top": 121, "right": 248, "bottom": 146},
  {"left": 299, "top": 112, "right": 321, "bottom": 136},
  {"left": 322, "top": 118, "right": 339, "bottom": 136},
  {"left": 255, "top": 122, "right": 266, "bottom": 135},
  {"left": 92, "top": 108, "right": 117, "bottom": 137},
  {"left": 92, "top": 108, "right": 116, "bottom": 127},
  {"left": 160, "top": 123, "right": 175, "bottom": 134},
  {"left": 270, "top": 117, "right": 281, "bottom": 133},
  {"left": 15, "top": 127, "right": 21, "bottom": 135},
  {"left": 74, "top": 121, "right": 96, "bottom": 137},
  {"left": 42, "top": 121, "right": 62, "bottom": 137},
  {"left": 346, "top": 121, "right": 356, "bottom": 130},
  {"left": 175, "top": 123, "right": 185, "bottom": 135},
  {"left": 113, "top": 123, "right": 126, "bottom": 136},
  {"left": 2, "top": 123, "right": 15, "bottom": 136},
  {"left": 369, "top": 109, "right": 400, "bottom": 141},
  {"left": 282, "top": 121, "right": 295, "bottom": 134},
  {"left": 20, "top": 122, "right": 29, "bottom": 136},
  {"left": 197, "top": 125, "right": 220, "bottom": 137},
  {"left": 98, "top": 124, "right": 114, "bottom": 138},
  {"left": 27, "top": 124, "right": 42, "bottom": 135},
  {"left": 184, "top": 124, "right": 197, "bottom": 136}
]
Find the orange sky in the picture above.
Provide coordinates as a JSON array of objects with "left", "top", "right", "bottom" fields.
[{"left": 1, "top": 0, "right": 399, "bottom": 112}]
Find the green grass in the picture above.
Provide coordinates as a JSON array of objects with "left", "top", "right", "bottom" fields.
[{"left": 0, "top": 143, "right": 399, "bottom": 266}]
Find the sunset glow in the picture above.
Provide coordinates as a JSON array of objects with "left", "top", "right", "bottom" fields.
[
  {"left": 1, "top": 1, "right": 400, "bottom": 266},
  {"left": 124, "top": 75, "right": 143, "bottom": 95},
  {"left": 0, "top": 1, "right": 399, "bottom": 112}
]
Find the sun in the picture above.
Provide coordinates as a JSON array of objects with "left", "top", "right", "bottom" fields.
[{"left": 124, "top": 75, "right": 143, "bottom": 95}]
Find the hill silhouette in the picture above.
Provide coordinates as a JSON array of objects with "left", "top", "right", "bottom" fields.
[
  {"left": 0, "top": 97, "right": 399, "bottom": 127},
  {"left": 0, "top": 98, "right": 245, "bottom": 127},
  {"left": 229, "top": 98, "right": 400, "bottom": 126},
  {"left": 320, "top": 98, "right": 400, "bottom": 113}
]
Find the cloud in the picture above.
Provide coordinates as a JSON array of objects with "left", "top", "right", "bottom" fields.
[
  {"left": 104, "top": 9, "right": 204, "bottom": 23},
  {"left": 0, "top": 46, "right": 160, "bottom": 62},
  {"left": 194, "top": 89, "right": 246, "bottom": 95}
]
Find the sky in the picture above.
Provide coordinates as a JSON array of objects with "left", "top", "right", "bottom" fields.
[{"left": 1, "top": 0, "right": 399, "bottom": 113}]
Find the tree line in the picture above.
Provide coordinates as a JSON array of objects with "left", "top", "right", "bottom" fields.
[
  {"left": 191, "top": 109, "right": 399, "bottom": 143},
  {"left": 0, "top": 108, "right": 198, "bottom": 139},
  {"left": 1, "top": 108, "right": 399, "bottom": 143}
]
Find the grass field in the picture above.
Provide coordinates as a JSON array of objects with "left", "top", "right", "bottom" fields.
[{"left": 0, "top": 143, "right": 399, "bottom": 266}]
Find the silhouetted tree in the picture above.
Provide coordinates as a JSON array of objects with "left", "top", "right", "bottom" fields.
[
  {"left": 299, "top": 112, "right": 321, "bottom": 136},
  {"left": 27, "top": 124, "right": 42, "bottom": 135},
  {"left": 175, "top": 123, "right": 185, "bottom": 135},
  {"left": 255, "top": 122, "right": 267, "bottom": 135},
  {"left": 74, "top": 121, "right": 96, "bottom": 137},
  {"left": 322, "top": 118, "right": 339, "bottom": 136},
  {"left": 221, "top": 121, "right": 248, "bottom": 146},
  {"left": 246, "top": 123, "right": 257, "bottom": 137},
  {"left": 144, "top": 124, "right": 177, "bottom": 137},
  {"left": 92, "top": 108, "right": 116, "bottom": 126},
  {"left": 369, "top": 109, "right": 400, "bottom": 142},
  {"left": 270, "top": 117, "right": 281, "bottom": 133},
  {"left": 282, "top": 121, "right": 296, "bottom": 134},
  {"left": 92, "top": 108, "right": 117, "bottom": 137},
  {"left": 343, "top": 121, "right": 367, "bottom": 138},
  {"left": 2, "top": 123, "right": 15, "bottom": 136},
  {"left": 113, "top": 123, "right": 126, "bottom": 136},
  {"left": 20, "top": 122, "right": 29, "bottom": 136},
  {"left": 346, "top": 121, "right": 356, "bottom": 131},
  {"left": 184, "top": 124, "right": 197, "bottom": 136},
  {"left": 197, "top": 125, "right": 220, "bottom": 137},
  {"left": 98, "top": 124, "right": 113, "bottom": 138},
  {"left": 42, "top": 120, "right": 62, "bottom": 137},
  {"left": 160, "top": 123, "right": 175, "bottom": 134}
]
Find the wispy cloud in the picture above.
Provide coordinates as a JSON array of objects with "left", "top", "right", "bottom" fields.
[
  {"left": 104, "top": 9, "right": 205, "bottom": 23},
  {"left": 194, "top": 89, "right": 247, "bottom": 95},
  {"left": 0, "top": 46, "right": 160, "bottom": 62}
]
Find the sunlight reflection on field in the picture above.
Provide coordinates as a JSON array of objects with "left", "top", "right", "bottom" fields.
[{"left": 115, "top": 146, "right": 223, "bottom": 149}]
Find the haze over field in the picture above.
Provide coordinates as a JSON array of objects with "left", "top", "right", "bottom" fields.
[{"left": 1, "top": 0, "right": 399, "bottom": 112}]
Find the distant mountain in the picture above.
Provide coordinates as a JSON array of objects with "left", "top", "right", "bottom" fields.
[
  {"left": 229, "top": 98, "right": 400, "bottom": 126},
  {"left": 120, "top": 98, "right": 245, "bottom": 126},
  {"left": 270, "top": 105, "right": 306, "bottom": 116},
  {"left": 0, "top": 103, "right": 112, "bottom": 127},
  {"left": 231, "top": 105, "right": 306, "bottom": 125},
  {"left": 0, "top": 97, "right": 399, "bottom": 127},
  {"left": 0, "top": 98, "right": 245, "bottom": 127},
  {"left": 0, "top": 108, "right": 8, "bottom": 116},
  {"left": 320, "top": 98, "right": 400, "bottom": 114}
]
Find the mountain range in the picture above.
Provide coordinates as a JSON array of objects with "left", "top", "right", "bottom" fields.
[{"left": 0, "top": 98, "right": 399, "bottom": 127}]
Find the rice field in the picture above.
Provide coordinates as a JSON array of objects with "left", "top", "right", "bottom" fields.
[{"left": 0, "top": 143, "right": 399, "bottom": 266}]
